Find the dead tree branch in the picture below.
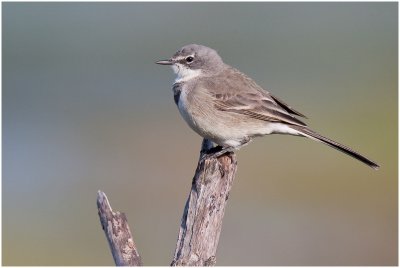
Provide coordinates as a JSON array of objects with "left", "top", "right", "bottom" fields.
[
  {"left": 171, "top": 139, "right": 237, "bottom": 266},
  {"left": 97, "top": 191, "right": 142, "bottom": 266},
  {"left": 97, "top": 139, "right": 238, "bottom": 266}
]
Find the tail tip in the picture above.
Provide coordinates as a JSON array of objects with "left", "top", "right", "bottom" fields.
[{"left": 370, "top": 162, "right": 380, "bottom": 171}]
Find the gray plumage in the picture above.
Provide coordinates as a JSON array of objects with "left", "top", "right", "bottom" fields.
[{"left": 156, "top": 44, "right": 379, "bottom": 170}]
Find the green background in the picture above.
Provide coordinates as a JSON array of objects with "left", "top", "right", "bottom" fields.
[{"left": 3, "top": 2, "right": 397, "bottom": 265}]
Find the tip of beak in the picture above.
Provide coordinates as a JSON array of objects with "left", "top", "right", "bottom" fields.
[{"left": 156, "top": 59, "right": 173, "bottom": 65}]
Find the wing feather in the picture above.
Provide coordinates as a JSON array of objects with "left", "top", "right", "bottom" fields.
[
  {"left": 214, "top": 94, "right": 307, "bottom": 126},
  {"left": 197, "top": 66, "right": 308, "bottom": 127}
]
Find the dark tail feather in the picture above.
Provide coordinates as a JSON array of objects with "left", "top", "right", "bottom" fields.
[{"left": 291, "top": 126, "right": 380, "bottom": 170}]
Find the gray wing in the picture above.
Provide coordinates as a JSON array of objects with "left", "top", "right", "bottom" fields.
[
  {"left": 269, "top": 94, "right": 307, "bottom": 118},
  {"left": 210, "top": 67, "right": 307, "bottom": 127}
]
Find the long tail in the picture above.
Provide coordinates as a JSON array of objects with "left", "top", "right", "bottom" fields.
[{"left": 290, "top": 126, "right": 379, "bottom": 170}]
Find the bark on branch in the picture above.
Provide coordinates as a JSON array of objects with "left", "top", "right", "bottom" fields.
[
  {"left": 97, "top": 139, "right": 238, "bottom": 266},
  {"left": 97, "top": 191, "right": 142, "bottom": 266},
  {"left": 171, "top": 139, "right": 237, "bottom": 266}
]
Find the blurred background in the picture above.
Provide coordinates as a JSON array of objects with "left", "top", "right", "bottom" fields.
[{"left": 3, "top": 2, "right": 397, "bottom": 265}]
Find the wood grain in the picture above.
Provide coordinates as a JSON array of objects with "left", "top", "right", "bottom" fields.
[
  {"left": 171, "top": 139, "right": 238, "bottom": 266},
  {"left": 97, "top": 191, "right": 142, "bottom": 266}
]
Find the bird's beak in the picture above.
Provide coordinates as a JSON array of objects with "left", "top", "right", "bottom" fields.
[{"left": 155, "top": 59, "right": 173, "bottom": 65}]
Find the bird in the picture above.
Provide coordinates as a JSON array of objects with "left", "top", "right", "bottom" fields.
[{"left": 156, "top": 44, "right": 379, "bottom": 170}]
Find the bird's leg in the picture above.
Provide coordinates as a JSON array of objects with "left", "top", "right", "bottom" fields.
[
  {"left": 200, "top": 145, "right": 235, "bottom": 162},
  {"left": 200, "top": 137, "right": 252, "bottom": 162},
  {"left": 210, "top": 146, "right": 235, "bottom": 158}
]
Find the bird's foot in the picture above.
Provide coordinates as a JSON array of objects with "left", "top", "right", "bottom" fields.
[{"left": 200, "top": 146, "right": 234, "bottom": 162}]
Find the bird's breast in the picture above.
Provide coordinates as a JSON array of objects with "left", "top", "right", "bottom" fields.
[
  {"left": 176, "top": 88, "right": 196, "bottom": 129},
  {"left": 172, "top": 83, "right": 193, "bottom": 127},
  {"left": 173, "top": 82, "right": 251, "bottom": 147}
]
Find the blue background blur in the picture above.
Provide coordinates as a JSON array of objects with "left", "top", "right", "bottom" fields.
[{"left": 3, "top": 2, "right": 397, "bottom": 265}]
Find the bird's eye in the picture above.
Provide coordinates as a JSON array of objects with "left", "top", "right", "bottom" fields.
[{"left": 185, "top": 56, "right": 194, "bottom": 63}]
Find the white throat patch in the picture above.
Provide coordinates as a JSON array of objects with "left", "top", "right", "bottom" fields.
[{"left": 173, "top": 63, "right": 202, "bottom": 83}]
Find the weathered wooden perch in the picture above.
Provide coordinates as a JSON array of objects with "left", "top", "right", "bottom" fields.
[
  {"left": 97, "top": 191, "right": 142, "bottom": 266},
  {"left": 171, "top": 139, "right": 237, "bottom": 266},
  {"left": 97, "top": 139, "right": 238, "bottom": 266}
]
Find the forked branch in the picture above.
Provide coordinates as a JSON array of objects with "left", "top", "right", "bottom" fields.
[{"left": 97, "top": 139, "right": 238, "bottom": 266}]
